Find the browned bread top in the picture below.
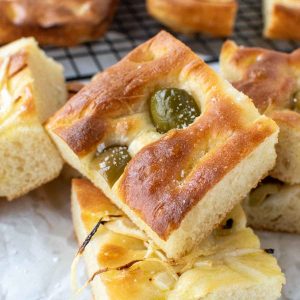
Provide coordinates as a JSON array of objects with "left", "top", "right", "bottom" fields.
[
  {"left": 146, "top": 0, "right": 237, "bottom": 36},
  {"left": 0, "top": 0, "right": 110, "bottom": 27},
  {"left": 48, "top": 31, "right": 278, "bottom": 242},
  {"left": 0, "top": 0, "right": 118, "bottom": 46},
  {"left": 221, "top": 40, "right": 300, "bottom": 114},
  {"left": 264, "top": 0, "right": 300, "bottom": 40},
  {"left": 220, "top": 41, "right": 300, "bottom": 184}
]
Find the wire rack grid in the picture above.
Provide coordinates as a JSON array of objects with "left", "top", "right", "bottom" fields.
[{"left": 44, "top": 0, "right": 300, "bottom": 81}]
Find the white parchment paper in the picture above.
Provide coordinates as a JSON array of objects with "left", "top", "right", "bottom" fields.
[{"left": 0, "top": 175, "right": 299, "bottom": 300}]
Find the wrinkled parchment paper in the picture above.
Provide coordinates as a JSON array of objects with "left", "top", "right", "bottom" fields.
[{"left": 0, "top": 175, "right": 299, "bottom": 300}]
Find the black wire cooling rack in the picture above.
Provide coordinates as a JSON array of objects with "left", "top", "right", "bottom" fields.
[{"left": 45, "top": 0, "right": 300, "bottom": 81}]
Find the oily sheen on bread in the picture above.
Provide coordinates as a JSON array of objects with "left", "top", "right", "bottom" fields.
[
  {"left": 47, "top": 31, "right": 278, "bottom": 258},
  {"left": 147, "top": 0, "right": 237, "bottom": 36},
  {"left": 244, "top": 177, "right": 300, "bottom": 233},
  {"left": 71, "top": 179, "right": 285, "bottom": 300},
  {"left": 263, "top": 0, "right": 300, "bottom": 40},
  {"left": 0, "top": 38, "right": 66, "bottom": 200},
  {"left": 0, "top": 0, "right": 118, "bottom": 46},
  {"left": 220, "top": 41, "right": 300, "bottom": 184}
]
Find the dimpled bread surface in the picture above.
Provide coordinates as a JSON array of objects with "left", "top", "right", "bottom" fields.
[{"left": 47, "top": 31, "right": 279, "bottom": 258}]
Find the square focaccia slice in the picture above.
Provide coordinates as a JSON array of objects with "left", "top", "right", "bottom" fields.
[
  {"left": 47, "top": 31, "right": 278, "bottom": 258},
  {"left": 147, "top": 0, "right": 237, "bottom": 36},
  {"left": 221, "top": 41, "right": 300, "bottom": 184},
  {"left": 0, "top": 38, "right": 66, "bottom": 200},
  {"left": 263, "top": 0, "right": 300, "bottom": 40},
  {"left": 71, "top": 179, "right": 285, "bottom": 300}
]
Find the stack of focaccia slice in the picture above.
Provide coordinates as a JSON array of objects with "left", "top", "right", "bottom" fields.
[{"left": 46, "top": 31, "right": 285, "bottom": 299}]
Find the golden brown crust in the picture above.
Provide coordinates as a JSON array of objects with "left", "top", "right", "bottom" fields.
[
  {"left": 264, "top": 1, "right": 300, "bottom": 40},
  {"left": 67, "top": 82, "right": 85, "bottom": 100},
  {"left": 0, "top": 0, "right": 118, "bottom": 46},
  {"left": 48, "top": 31, "right": 199, "bottom": 155},
  {"left": 221, "top": 41, "right": 300, "bottom": 126},
  {"left": 147, "top": 0, "right": 237, "bottom": 36},
  {"left": 4, "top": 51, "right": 28, "bottom": 77},
  {"left": 120, "top": 118, "right": 275, "bottom": 239},
  {"left": 0, "top": 49, "right": 36, "bottom": 120},
  {"left": 49, "top": 32, "right": 278, "bottom": 240},
  {"left": 72, "top": 178, "right": 120, "bottom": 213}
]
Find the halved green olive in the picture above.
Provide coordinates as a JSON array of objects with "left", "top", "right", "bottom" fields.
[
  {"left": 290, "top": 91, "right": 300, "bottom": 112},
  {"left": 248, "top": 183, "right": 280, "bottom": 207},
  {"left": 92, "top": 146, "right": 131, "bottom": 187},
  {"left": 150, "top": 88, "right": 200, "bottom": 133}
]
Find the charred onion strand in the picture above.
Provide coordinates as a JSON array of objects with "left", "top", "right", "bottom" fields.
[
  {"left": 77, "top": 214, "right": 122, "bottom": 255},
  {"left": 71, "top": 214, "right": 122, "bottom": 294},
  {"left": 89, "top": 260, "right": 142, "bottom": 282}
]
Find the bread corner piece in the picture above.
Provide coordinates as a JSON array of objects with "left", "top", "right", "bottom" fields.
[
  {"left": 47, "top": 31, "right": 278, "bottom": 258},
  {"left": 220, "top": 40, "right": 300, "bottom": 184},
  {"left": 71, "top": 178, "right": 285, "bottom": 300},
  {"left": 147, "top": 0, "right": 237, "bottom": 36},
  {"left": 0, "top": 38, "right": 66, "bottom": 200},
  {"left": 263, "top": 0, "right": 300, "bottom": 40}
]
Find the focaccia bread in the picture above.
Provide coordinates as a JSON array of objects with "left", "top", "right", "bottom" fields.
[
  {"left": 71, "top": 179, "right": 285, "bottom": 300},
  {"left": 0, "top": 0, "right": 118, "bottom": 46},
  {"left": 244, "top": 177, "right": 300, "bottom": 233},
  {"left": 147, "top": 0, "right": 237, "bottom": 36},
  {"left": 263, "top": 0, "right": 300, "bottom": 40},
  {"left": 47, "top": 31, "right": 278, "bottom": 258},
  {"left": 220, "top": 40, "right": 300, "bottom": 184},
  {"left": 0, "top": 38, "right": 66, "bottom": 200}
]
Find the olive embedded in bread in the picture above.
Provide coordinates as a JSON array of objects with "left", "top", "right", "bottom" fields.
[
  {"left": 150, "top": 88, "right": 200, "bottom": 133},
  {"left": 290, "top": 91, "right": 300, "bottom": 112},
  {"left": 92, "top": 146, "right": 131, "bottom": 186}
]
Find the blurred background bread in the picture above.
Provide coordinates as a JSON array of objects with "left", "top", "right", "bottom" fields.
[
  {"left": 263, "top": 0, "right": 300, "bottom": 40},
  {"left": 0, "top": 0, "right": 118, "bottom": 46},
  {"left": 147, "top": 0, "right": 237, "bottom": 36}
]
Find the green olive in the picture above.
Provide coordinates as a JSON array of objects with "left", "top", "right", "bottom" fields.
[
  {"left": 92, "top": 146, "right": 131, "bottom": 187},
  {"left": 290, "top": 91, "right": 300, "bottom": 112},
  {"left": 150, "top": 88, "right": 200, "bottom": 133},
  {"left": 248, "top": 183, "right": 280, "bottom": 207}
]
